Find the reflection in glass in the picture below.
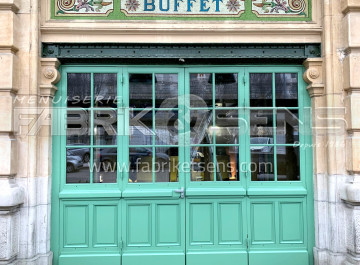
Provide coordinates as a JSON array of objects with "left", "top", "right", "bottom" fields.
[
  {"left": 93, "top": 148, "right": 117, "bottom": 183},
  {"left": 216, "top": 146, "right": 239, "bottom": 181},
  {"left": 129, "top": 74, "right": 153, "bottom": 108},
  {"left": 155, "top": 111, "right": 178, "bottom": 145},
  {"left": 275, "top": 73, "right": 298, "bottom": 107},
  {"left": 250, "top": 147, "right": 275, "bottom": 181},
  {"left": 94, "top": 73, "right": 117, "bottom": 107},
  {"left": 215, "top": 73, "right": 238, "bottom": 107},
  {"left": 129, "top": 147, "right": 153, "bottom": 183},
  {"left": 250, "top": 109, "right": 274, "bottom": 139},
  {"left": 276, "top": 109, "right": 299, "bottom": 144},
  {"left": 155, "top": 147, "right": 179, "bottom": 182},
  {"left": 191, "top": 146, "right": 214, "bottom": 181},
  {"left": 93, "top": 110, "right": 117, "bottom": 145},
  {"left": 66, "top": 149, "right": 89, "bottom": 183},
  {"left": 67, "top": 110, "right": 90, "bottom": 145},
  {"left": 155, "top": 74, "right": 178, "bottom": 108},
  {"left": 190, "top": 109, "right": 213, "bottom": 145},
  {"left": 190, "top": 73, "right": 212, "bottom": 107},
  {"left": 67, "top": 73, "right": 91, "bottom": 108},
  {"left": 277, "top": 146, "right": 300, "bottom": 181},
  {"left": 250, "top": 73, "right": 273, "bottom": 107},
  {"left": 213, "top": 109, "right": 239, "bottom": 144},
  {"left": 129, "top": 109, "right": 153, "bottom": 145}
]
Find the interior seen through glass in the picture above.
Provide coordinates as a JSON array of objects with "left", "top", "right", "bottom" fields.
[{"left": 65, "top": 72, "right": 301, "bottom": 184}]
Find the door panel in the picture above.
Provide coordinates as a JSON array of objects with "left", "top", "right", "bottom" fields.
[{"left": 121, "top": 68, "right": 186, "bottom": 265}]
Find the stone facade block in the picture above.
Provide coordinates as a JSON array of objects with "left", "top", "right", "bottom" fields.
[
  {"left": 346, "top": 133, "right": 360, "bottom": 173},
  {"left": 0, "top": 135, "right": 17, "bottom": 176},
  {"left": 0, "top": 209, "right": 20, "bottom": 263},
  {"left": 344, "top": 54, "right": 360, "bottom": 91},
  {"left": 0, "top": 92, "right": 15, "bottom": 132},
  {"left": 344, "top": 204, "right": 360, "bottom": 264},
  {"left": 0, "top": 11, "right": 19, "bottom": 49},
  {"left": 345, "top": 92, "right": 360, "bottom": 131},
  {"left": 0, "top": 53, "right": 19, "bottom": 91},
  {"left": 343, "top": 13, "right": 360, "bottom": 49}
]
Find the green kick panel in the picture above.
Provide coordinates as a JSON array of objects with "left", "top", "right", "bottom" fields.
[{"left": 52, "top": 65, "right": 314, "bottom": 265}]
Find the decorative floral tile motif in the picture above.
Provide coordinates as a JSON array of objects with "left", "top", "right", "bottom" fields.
[
  {"left": 252, "top": 0, "right": 309, "bottom": 17},
  {"left": 55, "top": 0, "right": 114, "bottom": 16}
]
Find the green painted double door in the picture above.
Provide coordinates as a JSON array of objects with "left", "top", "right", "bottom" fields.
[{"left": 52, "top": 66, "right": 314, "bottom": 265}]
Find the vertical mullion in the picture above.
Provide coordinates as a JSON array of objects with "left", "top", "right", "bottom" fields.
[
  {"left": 185, "top": 71, "right": 191, "bottom": 186},
  {"left": 152, "top": 73, "right": 156, "bottom": 183},
  {"left": 117, "top": 69, "right": 121, "bottom": 186},
  {"left": 90, "top": 73, "right": 94, "bottom": 184},
  {"left": 179, "top": 69, "right": 185, "bottom": 187},
  {"left": 272, "top": 72, "right": 277, "bottom": 182},
  {"left": 212, "top": 73, "right": 217, "bottom": 182}
]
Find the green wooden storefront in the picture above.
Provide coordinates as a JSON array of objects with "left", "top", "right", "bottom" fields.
[{"left": 49, "top": 44, "right": 316, "bottom": 265}]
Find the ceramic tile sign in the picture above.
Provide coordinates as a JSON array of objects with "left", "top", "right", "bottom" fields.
[
  {"left": 54, "top": 0, "right": 310, "bottom": 20},
  {"left": 252, "top": 0, "right": 309, "bottom": 17},
  {"left": 121, "top": 0, "right": 245, "bottom": 17},
  {"left": 55, "top": 0, "right": 114, "bottom": 16}
]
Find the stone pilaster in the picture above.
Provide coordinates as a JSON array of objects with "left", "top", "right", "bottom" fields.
[
  {"left": 341, "top": 0, "right": 360, "bottom": 264},
  {"left": 0, "top": 0, "right": 24, "bottom": 264}
]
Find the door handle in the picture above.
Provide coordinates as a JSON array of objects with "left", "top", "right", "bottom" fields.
[{"left": 174, "top": 187, "right": 185, "bottom": 199}]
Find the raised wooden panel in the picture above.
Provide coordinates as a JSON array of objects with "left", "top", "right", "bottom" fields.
[
  {"left": 93, "top": 205, "right": 118, "bottom": 247},
  {"left": 156, "top": 204, "right": 181, "bottom": 246},
  {"left": 64, "top": 205, "right": 88, "bottom": 247},
  {"left": 249, "top": 250, "right": 309, "bottom": 265},
  {"left": 218, "top": 203, "right": 242, "bottom": 245},
  {"left": 279, "top": 202, "right": 304, "bottom": 243},
  {"left": 127, "top": 204, "right": 152, "bottom": 246},
  {"left": 251, "top": 202, "right": 275, "bottom": 244},
  {"left": 189, "top": 203, "right": 214, "bottom": 245}
]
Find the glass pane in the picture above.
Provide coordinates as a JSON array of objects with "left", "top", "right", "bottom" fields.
[
  {"left": 129, "top": 74, "right": 153, "bottom": 108},
  {"left": 277, "top": 146, "right": 300, "bottom": 181},
  {"left": 129, "top": 109, "right": 153, "bottom": 145},
  {"left": 216, "top": 146, "right": 239, "bottom": 181},
  {"left": 94, "top": 73, "right": 117, "bottom": 107},
  {"left": 155, "top": 74, "right": 178, "bottom": 108},
  {"left": 191, "top": 146, "right": 214, "bottom": 182},
  {"left": 275, "top": 73, "right": 298, "bottom": 107},
  {"left": 155, "top": 147, "right": 179, "bottom": 182},
  {"left": 250, "top": 73, "right": 273, "bottom": 107},
  {"left": 276, "top": 109, "right": 299, "bottom": 144},
  {"left": 66, "top": 149, "right": 90, "bottom": 183},
  {"left": 93, "top": 110, "right": 117, "bottom": 145},
  {"left": 250, "top": 147, "right": 275, "bottom": 181},
  {"left": 190, "top": 109, "right": 213, "bottom": 145},
  {"left": 215, "top": 73, "right": 238, "bottom": 107},
  {"left": 155, "top": 110, "right": 178, "bottom": 145},
  {"left": 129, "top": 147, "right": 153, "bottom": 183},
  {"left": 67, "top": 110, "right": 90, "bottom": 145},
  {"left": 67, "top": 73, "right": 91, "bottom": 108},
  {"left": 213, "top": 109, "right": 239, "bottom": 144},
  {"left": 190, "top": 73, "right": 212, "bottom": 107},
  {"left": 250, "top": 109, "right": 274, "bottom": 140},
  {"left": 93, "top": 148, "right": 117, "bottom": 183}
]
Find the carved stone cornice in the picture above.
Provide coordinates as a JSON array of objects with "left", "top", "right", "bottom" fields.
[
  {"left": 342, "top": 0, "right": 360, "bottom": 15},
  {"left": 303, "top": 58, "right": 325, "bottom": 98},
  {"left": 40, "top": 58, "right": 61, "bottom": 98},
  {"left": 0, "top": 0, "right": 20, "bottom": 13}
]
